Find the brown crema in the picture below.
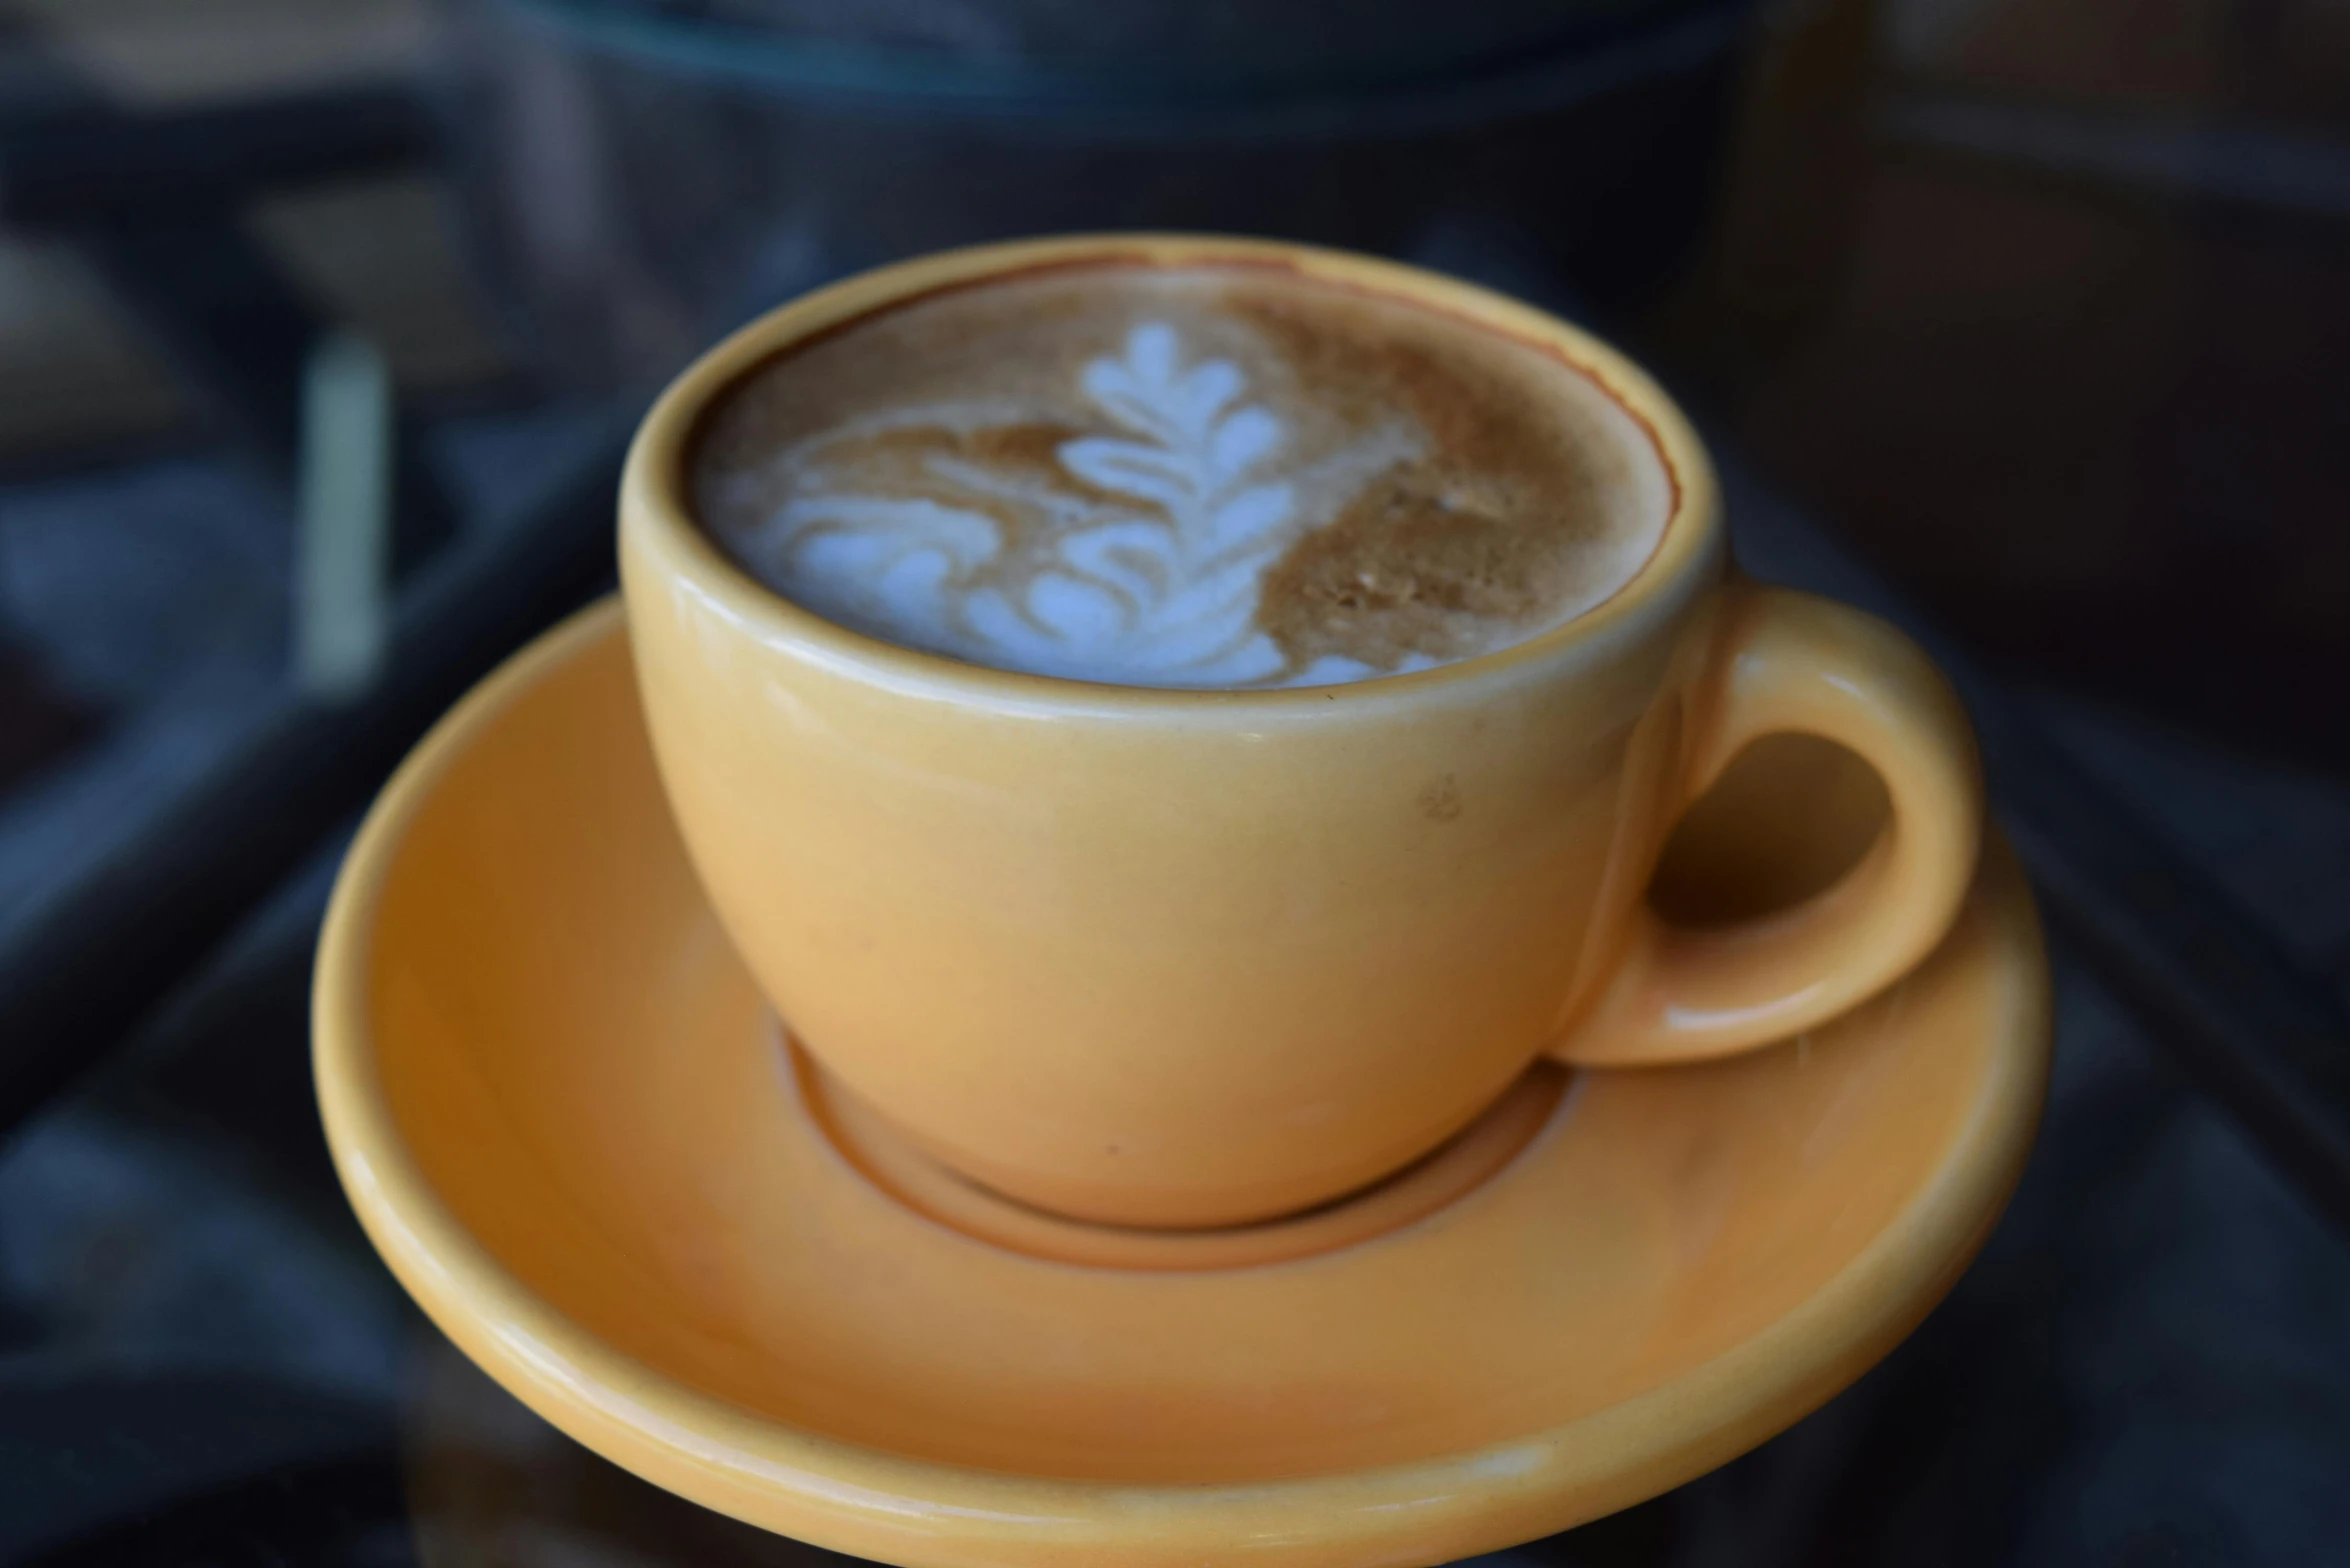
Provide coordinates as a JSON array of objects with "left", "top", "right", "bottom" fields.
[{"left": 691, "top": 262, "right": 1671, "bottom": 688}]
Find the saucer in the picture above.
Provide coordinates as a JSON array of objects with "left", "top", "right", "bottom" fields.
[{"left": 316, "top": 599, "right": 2050, "bottom": 1568}]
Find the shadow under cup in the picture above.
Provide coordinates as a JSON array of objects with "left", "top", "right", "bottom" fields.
[{"left": 617, "top": 234, "right": 1980, "bottom": 1236}]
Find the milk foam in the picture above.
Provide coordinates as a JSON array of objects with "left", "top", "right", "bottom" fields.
[{"left": 695, "top": 268, "right": 1668, "bottom": 687}]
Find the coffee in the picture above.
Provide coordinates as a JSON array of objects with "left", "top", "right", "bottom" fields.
[{"left": 691, "top": 262, "right": 1671, "bottom": 688}]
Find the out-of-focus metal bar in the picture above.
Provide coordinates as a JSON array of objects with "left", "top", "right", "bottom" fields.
[{"left": 296, "top": 332, "right": 397, "bottom": 699}]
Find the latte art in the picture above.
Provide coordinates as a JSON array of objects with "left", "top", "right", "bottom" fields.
[
  {"left": 743, "top": 322, "right": 1425, "bottom": 685},
  {"left": 694, "top": 265, "right": 1670, "bottom": 688}
]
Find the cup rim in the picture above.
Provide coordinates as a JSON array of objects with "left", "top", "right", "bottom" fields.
[{"left": 620, "top": 232, "right": 1723, "bottom": 710}]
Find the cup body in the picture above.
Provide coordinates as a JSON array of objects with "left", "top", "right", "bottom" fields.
[{"left": 622, "top": 235, "right": 1728, "bottom": 1228}]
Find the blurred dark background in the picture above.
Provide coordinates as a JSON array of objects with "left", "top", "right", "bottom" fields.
[{"left": 0, "top": 1, "right": 2346, "bottom": 1565}]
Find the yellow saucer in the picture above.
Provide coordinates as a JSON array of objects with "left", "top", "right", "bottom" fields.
[{"left": 316, "top": 600, "right": 2050, "bottom": 1568}]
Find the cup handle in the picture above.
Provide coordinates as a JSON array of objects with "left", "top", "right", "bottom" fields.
[{"left": 1548, "top": 582, "right": 1984, "bottom": 1068}]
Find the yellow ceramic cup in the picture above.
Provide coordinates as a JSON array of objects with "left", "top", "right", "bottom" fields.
[{"left": 620, "top": 235, "right": 1984, "bottom": 1231}]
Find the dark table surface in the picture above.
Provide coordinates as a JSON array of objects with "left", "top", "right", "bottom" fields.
[
  {"left": 4, "top": 2, "right": 2350, "bottom": 1563},
  {"left": 1, "top": 437, "right": 2346, "bottom": 1568}
]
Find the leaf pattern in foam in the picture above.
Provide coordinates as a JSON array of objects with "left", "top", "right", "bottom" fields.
[
  {"left": 1057, "top": 438, "right": 1194, "bottom": 511},
  {"left": 741, "top": 319, "right": 1419, "bottom": 686},
  {"left": 767, "top": 495, "right": 1001, "bottom": 652},
  {"left": 973, "top": 323, "right": 1300, "bottom": 680},
  {"left": 1079, "top": 324, "right": 1245, "bottom": 449},
  {"left": 1059, "top": 521, "right": 1176, "bottom": 604}
]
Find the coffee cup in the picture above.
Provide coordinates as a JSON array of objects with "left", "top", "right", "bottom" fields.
[{"left": 619, "top": 234, "right": 1982, "bottom": 1231}]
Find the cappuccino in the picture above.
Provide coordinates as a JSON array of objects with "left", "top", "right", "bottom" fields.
[{"left": 692, "top": 263, "right": 1670, "bottom": 688}]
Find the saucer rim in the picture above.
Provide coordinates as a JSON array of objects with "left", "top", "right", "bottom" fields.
[{"left": 315, "top": 596, "right": 2051, "bottom": 1568}]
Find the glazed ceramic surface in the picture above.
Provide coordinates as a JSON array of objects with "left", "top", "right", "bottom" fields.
[
  {"left": 315, "top": 602, "right": 2049, "bottom": 1568},
  {"left": 621, "top": 233, "right": 1986, "bottom": 1228}
]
